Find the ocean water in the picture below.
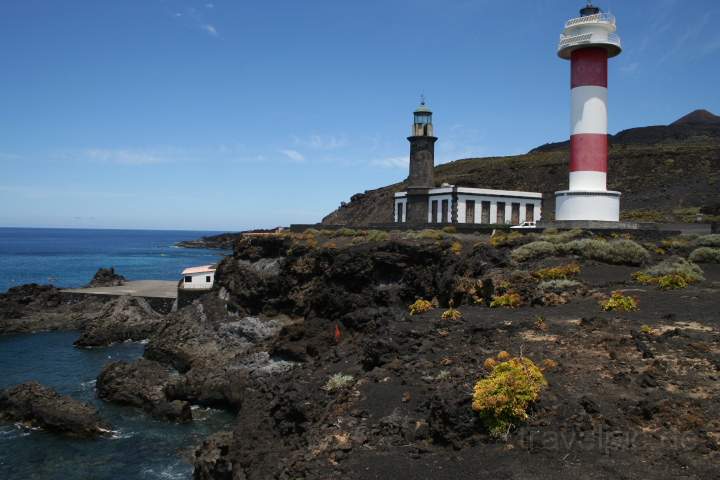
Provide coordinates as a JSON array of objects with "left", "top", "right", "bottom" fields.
[
  {"left": 0, "top": 332, "right": 235, "bottom": 480},
  {"left": 0, "top": 228, "right": 236, "bottom": 479},
  {"left": 0, "top": 227, "right": 230, "bottom": 293}
]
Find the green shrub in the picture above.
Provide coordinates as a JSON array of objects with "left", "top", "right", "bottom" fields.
[
  {"left": 490, "top": 231, "right": 527, "bottom": 248},
  {"left": 490, "top": 292, "right": 522, "bottom": 308},
  {"left": 661, "top": 235, "right": 695, "bottom": 250},
  {"left": 417, "top": 229, "right": 445, "bottom": 240},
  {"left": 689, "top": 247, "right": 720, "bottom": 264},
  {"left": 539, "top": 228, "right": 584, "bottom": 244},
  {"left": 366, "top": 230, "right": 389, "bottom": 242},
  {"left": 472, "top": 357, "right": 547, "bottom": 437},
  {"left": 334, "top": 228, "right": 360, "bottom": 237},
  {"left": 642, "top": 256, "right": 704, "bottom": 282},
  {"left": 409, "top": 299, "right": 434, "bottom": 315},
  {"left": 537, "top": 279, "right": 582, "bottom": 293},
  {"left": 511, "top": 241, "right": 558, "bottom": 263},
  {"left": 442, "top": 226, "right": 457, "bottom": 234},
  {"left": 323, "top": 373, "right": 355, "bottom": 392},
  {"left": 560, "top": 239, "right": 650, "bottom": 266},
  {"left": 695, "top": 235, "right": 720, "bottom": 248},
  {"left": 601, "top": 291, "right": 639, "bottom": 312}
]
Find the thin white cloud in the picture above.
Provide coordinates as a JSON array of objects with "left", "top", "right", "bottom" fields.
[
  {"left": 205, "top": 3, "right": 215, "bottom": 8},
  {"left": 370, "top": 156, "right": 408, "bottom": 169},
  {"left": 292, "top": 134, "right": 348, "bottom": 150},
  {"left": 0, "top": 185, "right": 135, "bottom": 200},
  {"left": 57, "top": 145, "right": 264, "bottom": 166},
  {"left": 83, "top": 148, "right": 171, "bottom": 166},
  {"left": 702, "top": 37, "right": 720, "bottom": 57},
  {"left": 659, "top": 11, "right": 712, "bottom": 64},
  {"left": 620, "top": 62, "right": 640, "bottom": 74},
  {"left": 280, "top": 149, "right": 305, "bottom": 162},
  {"left": 201, "top": 24, "right": 218, "bottom": 37}
]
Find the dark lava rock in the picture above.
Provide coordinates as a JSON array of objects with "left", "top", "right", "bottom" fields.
[
  {"left": 0, "top": 283, "right": 112, "bottom": 334},
  {"left": 0, "top": 381, "right": 112, "bottom": 438},
  {"left": 0, "top": 284, "right": 62, "bottom": 321},
  {"left": 193, "top": 431, "right": 234, "bottom": 480},
  {"left": 96, "top": 359, "right": 192, "bottom": 422},
  {"left": 87, "top": 267, "right": 126, "bottom": 288},
  {"left": 579, "top": 395, "right": 601, "bottom": 414},
  {"left": 215, "top": 237, "right": 497, "bottom": 322},
  {"left": 176, "top": 232, "right": 239, "bottom": 250},
  {"left": 74, "top": 295, "right": 164, "bottom": 347}
]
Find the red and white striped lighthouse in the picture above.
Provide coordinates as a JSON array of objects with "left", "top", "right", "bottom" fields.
[{"left": 555, "top": 3, "right": 622, "bottom": 222}]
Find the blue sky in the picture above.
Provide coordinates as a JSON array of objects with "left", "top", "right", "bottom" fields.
[{"left": 1, "top": 0, "right": 718, "bottom": 230}]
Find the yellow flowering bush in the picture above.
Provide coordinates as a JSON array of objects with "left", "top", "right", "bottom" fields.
[
  {"left": 408, "top": 299, "right": 433, "bottom": 315},
  {"left": 472, "top": 356, "right": 547, "bottom": 437},
  {"left": 532, "top": 263, "right": 581, "bottom": 281},
  {"left": 489, "top": 293, "right": 522, "bottom": 309},
  {"left": 601, "top": 291, "right": 639, "bottom": 312}
]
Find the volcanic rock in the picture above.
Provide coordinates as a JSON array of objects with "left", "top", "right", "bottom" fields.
[
  {"left": 96, "top": 359, "right": 192, "bottom": 422},
  {"left": 87, "top": 267, "right": 126, "bottom": 287},
  {"left": 0, "top": 283, "right": 107, "bottom": 334},
  {"left": 0, "top": 381, "right": 112, "bottom": 438},
  {"left": 74, "top": 295, "right": 164, "bottom": 347}
]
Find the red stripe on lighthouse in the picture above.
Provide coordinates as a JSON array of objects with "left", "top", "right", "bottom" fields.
[
  {"left": 570, "top": 134, "right": 608, "bottom": 172},
  {"left": 571, "top": 48, "right": 608, "bottom": 88}
]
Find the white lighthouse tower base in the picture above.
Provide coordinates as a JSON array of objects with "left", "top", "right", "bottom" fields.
[{"left": 554, "top": 190, "right": 621, "bottom": 221}]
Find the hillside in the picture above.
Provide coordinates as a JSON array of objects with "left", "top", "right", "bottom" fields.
[{"left": 322, "top": 110, "right": 720, "bottom": 225}]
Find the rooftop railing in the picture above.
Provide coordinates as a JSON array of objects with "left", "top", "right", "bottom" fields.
[
  {"left": 558, "top": 32, "right": 621, "bottom": 50},
  {"left": 565, "top": 12, "right": 616, "bottom": 28}
]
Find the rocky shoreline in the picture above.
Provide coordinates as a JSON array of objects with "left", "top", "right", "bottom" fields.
[
  {"left": 176, "top": 232, "right": 241, "bottom": 250},
  {"left": 0, "top": 382, "right": 112, "bottom": 438},
  {"left": 1, "top": 231, "right": 719, "bottom": 478}
]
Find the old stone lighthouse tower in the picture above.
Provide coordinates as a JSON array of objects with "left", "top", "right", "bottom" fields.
[{"left": 405, "top": 99, "right": 438, "bottom": 223}]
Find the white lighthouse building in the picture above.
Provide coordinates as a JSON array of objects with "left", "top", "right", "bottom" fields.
[{"left": 554, "top": 3, "right": 623, "bottom": 222}]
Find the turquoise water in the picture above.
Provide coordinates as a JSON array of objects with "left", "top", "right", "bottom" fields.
[
  {"left": 0, "top": 227, "right": 229, "bottom": 293},
  {"left": 0, "top": 332, "right": 235, "bottom": 480},
  {"left": 0, "top": 228, "right": 236, "bottom": 479}
]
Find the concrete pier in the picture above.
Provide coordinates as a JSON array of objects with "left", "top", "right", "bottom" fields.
[
  {"left": 61, "top": 280, "right": 179, "bottom": 314},
  {"left": 62, "top": 280, "right": 178, "bottom": 299}
]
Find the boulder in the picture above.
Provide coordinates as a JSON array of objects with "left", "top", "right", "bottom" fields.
[
  {"left": 0, "top": 284, "right": 62, "bottom": 321},
  {"left": 96, "top": 359, "right": 192, "bottom": 422},
  {"left": 0, "top": 283, "right": 108, "bottom": 334},
  {"left": 74, "top": 295, "right": 164, "bottom": 347},
  {"left": 0, "top": 381, "right": 112, "bottom": 438},
  {"left": 87, "top": 267, "right": 126, "bottom": 287},
  {"left": 193, "top": 431, "right": 235, "bottom": 480}
]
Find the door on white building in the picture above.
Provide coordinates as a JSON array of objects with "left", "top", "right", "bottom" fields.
[
  {"left": 465, "top": 200, "right": 475, "bottom": 224},
  {"left": 441, "top": 200, "right": 449, "bottom": 223},
  {"left": 496, "top": 202, "right": 506, "bottom": 224},
  {"left": 526, "top": 203, "right": 535, "bottom": 222},
  {"left": 511, "top": 203, "right": 520, "bottom": 224},
  {"left": 481, "top": 201, "right": 491, "bottom": 224}
]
